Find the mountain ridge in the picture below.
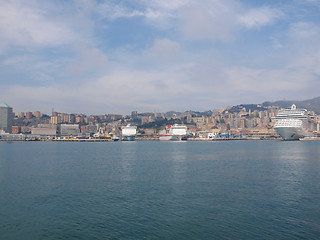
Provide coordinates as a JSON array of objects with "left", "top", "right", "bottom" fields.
[{"left": 262, "top": 96, "right": 320, "bottom": 114}]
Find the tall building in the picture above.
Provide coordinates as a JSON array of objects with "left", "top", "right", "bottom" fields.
[
  {"left": 50, "top": 116, "right": 61, "bottom": 124},
  {"left": 33, "top": 111, "right": 42, "bottom": 118},
  {"left": 131, "top": 111, "right": 138, "bottom": 119},
  {"left": 0, "top": 103, "right": 13, "bottom": 133},
  {"left": 69, "top": 114, "right": 76, "bottom": 123},
  {"left": 25, "top": 112, "right": 33, "bottom": 119},
  {"left": 18, "top": 112, "right": 25, "bottom": 118}
]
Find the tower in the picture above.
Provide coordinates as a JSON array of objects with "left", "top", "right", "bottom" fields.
[{"left": 0, "top": 103, "right": 13, "bottom": 133}]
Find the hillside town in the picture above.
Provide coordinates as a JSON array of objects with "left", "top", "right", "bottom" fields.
[{"left": 1, "top": 102, "right": 320, "bottom": 141}]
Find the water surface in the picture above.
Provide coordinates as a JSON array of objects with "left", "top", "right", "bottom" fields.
[{"left": 0, "top": 141, "right": 320, "bottom": 239}]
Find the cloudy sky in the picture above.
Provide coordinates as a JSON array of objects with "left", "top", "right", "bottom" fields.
[{"left": 1, "top": 0, "right": 320, "bottom": 114}]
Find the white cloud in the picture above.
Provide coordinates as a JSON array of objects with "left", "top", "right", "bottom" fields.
[
  {"left": 285, "top": 22, "right": 320, "bottom": 75},
  {"left": 238, "top": 6, "right": 284, "bottom": 29},
  {"left": 98, "top": 3, "right": 144, "bottom": 20},
  {"left": 0, "top": 63, "right": 217, "bottom": 113},
  {"left": 97, "top": 0, "right": 183, "bottom": 29},
  {"left": 226, "top": 67, "right": 308, "bottom": 92},
  {"left": 2, "top": 57, "right": 319, "bottom": 114},
  {"left": 174, "top": 0, "right": 241, "bottom": 42},
  {"left": 98, "top": 0, "right": 186, "bottom": 19},
  {"left": 173, "top": 1, "right": 283, "bottom": 42},
  {"left": 0, "top": 0, "right": 78, "bottom": 50},
  {"left": 288, "top": 22, "right": 320, "bottom": 42},
  {"left": 98, "top": 0, "right": 285, "bottom": 42},
  {"left": 140, "top": 0, "right": 187, "bottom": 10},
  {"left": 290, "top": 50, "right": 320, "bottom": 75},
  {"left": 144, "top": 38, "right": 181, "bottom": 63}
]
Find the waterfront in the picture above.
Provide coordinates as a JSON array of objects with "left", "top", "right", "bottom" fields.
[{"left": 1, "top": 141, "right": 320, "bottom": 239}]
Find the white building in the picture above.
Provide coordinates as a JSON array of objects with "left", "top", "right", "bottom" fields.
[
  {"left": 60, "top": 124, "right": 80, "bottom": 136},
  {"left": 31, "top": 124, "right": 57, "bottom": 137}
]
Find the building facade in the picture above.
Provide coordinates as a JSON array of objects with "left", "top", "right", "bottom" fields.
[
  {"left": 31, "top": 124, "right": 57, "bottom": 137},
  {"left": 0, "top": 103, "right": 13, "bottom": 133},
  {"left": 60, "top": 124, "right": 80, "bottom": 136}
]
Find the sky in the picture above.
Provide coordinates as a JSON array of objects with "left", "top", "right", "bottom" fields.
[{"left": 1, "top": 0, "right": 320, "bottom": 115}]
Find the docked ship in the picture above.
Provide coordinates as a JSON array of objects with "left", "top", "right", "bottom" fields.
[
  {"left": 121, "top": 124, "right": 137, "bottom": 141},
  {"left": 159, "top": 124, "right": 187, "bottom": 141},
  {"left": 273, "top": 104, "right": 318, "bottom": 140}
]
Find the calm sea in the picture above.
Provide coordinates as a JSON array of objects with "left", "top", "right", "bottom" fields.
[{"left": 0, "top": 140, "right": 320, "bottom": 239}]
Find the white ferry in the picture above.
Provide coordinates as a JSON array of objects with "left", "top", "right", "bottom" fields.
[
  {"left": 121, "top": 124, "right": 137, "bottom": 141},
  {"left": 159, "top": 124, "right": 187, "bottom": 141},
  {"left": 274, "top": 104, "right": 318, "bottom": 140}
]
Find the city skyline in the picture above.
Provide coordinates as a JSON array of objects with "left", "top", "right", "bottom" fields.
[{"left": 1, "top": 0, "right": 320, "bottom": 115}]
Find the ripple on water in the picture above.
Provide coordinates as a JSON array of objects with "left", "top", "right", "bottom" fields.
[{"left": 0, "top": 141, "right": 320, "bottom": 239}]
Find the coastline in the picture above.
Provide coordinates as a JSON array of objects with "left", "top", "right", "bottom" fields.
[{"left": 1, "top": 137, "right": 307, "bottom": 142}]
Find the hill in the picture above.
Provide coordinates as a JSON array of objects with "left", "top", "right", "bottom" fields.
[
  {"left": 262, "top": 96, "right": 320, "bottom": 114},
  {"left": 227, "top": 104, "right": 267, "bottom": 113}
]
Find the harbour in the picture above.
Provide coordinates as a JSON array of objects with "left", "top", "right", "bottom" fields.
[
  {"left": 0, "top": 136, "right": 284, "bottom": 142},
  {"left": 2, "top": 101, "right": 320, "bottom": 143},
  {"left": 1, "top": 0, "right": 320, "bottom": 239}
]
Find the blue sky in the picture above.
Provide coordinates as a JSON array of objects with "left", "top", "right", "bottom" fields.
[{"left": 1, "top": 0, "right": 320, "bottom": 114}]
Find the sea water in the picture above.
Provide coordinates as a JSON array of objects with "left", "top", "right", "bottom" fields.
[{"left": 0, "top": 140, "right": 320, "bottom": 239}]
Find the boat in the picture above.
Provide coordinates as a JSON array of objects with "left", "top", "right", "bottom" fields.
[
  {"left": 121, "top": 124, "right": 137, "bottom": 141},
  {"left": 93, "top": 127, "right": 108, "bottom": 139},
  {"left": 273, "top": 104, "right": 318, "bottom": 140},
  {"left": 112, "top": 135, "right": 120, "bottom": 141},
  {"left": 159, "top": 124, "right": 187, "bottom": 141}
]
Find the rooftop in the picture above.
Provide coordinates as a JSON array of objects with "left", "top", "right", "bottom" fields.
[{"left": 0, "top": 103, "right": 11, "bottom": 108}]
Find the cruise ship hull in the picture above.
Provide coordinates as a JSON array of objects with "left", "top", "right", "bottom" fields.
[
  {"left": 122, "top": 135, "right": 135, "bottom": 141},
  {"left": 121, "top": 125, "right": 137, "bottom": 141},
  {"left": 159, "top": 125, "right": 188, "bottom": 141},
  {"left": 274, "top": 126, "right": 312, "bottom": 140},
  {"left": 159, "top": 135, "right": 187, "bottom": 141}
]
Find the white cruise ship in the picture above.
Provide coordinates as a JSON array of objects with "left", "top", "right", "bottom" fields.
[
  {"left": 121, "top": 124, "right": 137, "bottom": 141},
  {"left": 274, "top": 104, "right": 318, "bottom": 140},
  {"left": 159, "top": 124, "right": 187, "bottom": 141}
]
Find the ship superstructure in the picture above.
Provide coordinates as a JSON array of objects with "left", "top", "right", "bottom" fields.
[
  {"left": 274, "top": 104, "right": 318, "bottom": 140},
  {"left": 159, "top": 124, "right": 187, "bottom": 141},
  {"left": 121, "top": 124, "right": 137, "bottom": 141}
]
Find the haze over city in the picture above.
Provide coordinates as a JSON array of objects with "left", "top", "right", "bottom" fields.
[{"left": 1, "top": 0, "right": 320, "bottom": 114}]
